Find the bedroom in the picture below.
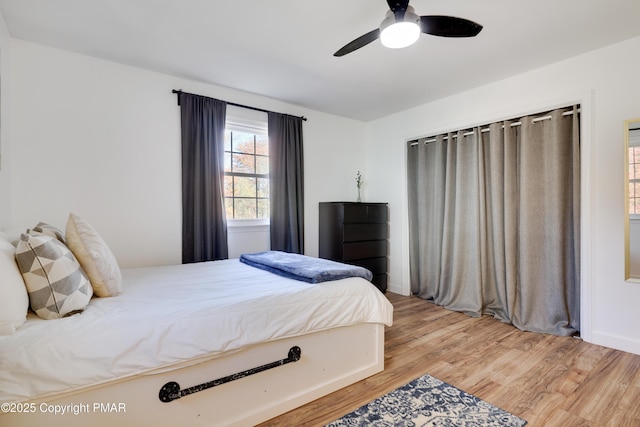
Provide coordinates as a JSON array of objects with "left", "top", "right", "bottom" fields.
[{"left": 1, "top": 0, "right": 640, "bottom": 425}]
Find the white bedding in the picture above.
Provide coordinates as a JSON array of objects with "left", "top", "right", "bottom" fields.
[{"left": 0, "top": 259, "right": 393, "bottom": 403}]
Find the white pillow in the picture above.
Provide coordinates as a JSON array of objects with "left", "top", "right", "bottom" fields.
[
  {"left": 0, "top": 235, "right": 29, "bottom": 334},
  {"left": 65, "top": 213, "right": 122, "bottom": 297},
  {"left": 15, "top": 233, "right": 93, "bottom": 320},
  {"left": 0, "top": 226, "right": 29, "bottom": 246}
]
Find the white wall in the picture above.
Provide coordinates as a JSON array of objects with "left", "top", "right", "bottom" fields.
[
  {"left": 0, "top": 11, "right": 11, "bottom": 227},
  {"left": 227, "top": 222, "right": 270, "bottom": 259},
  {"left": 365, "top": 35, "right": 640, "bottom": 355},
  {"left": 5, "top": 38, "right": 367, "bottom": 267}
]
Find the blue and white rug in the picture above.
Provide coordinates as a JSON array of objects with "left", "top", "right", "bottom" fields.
[{"left": 325, "top": 373, "right": 527, "bottom": 426}]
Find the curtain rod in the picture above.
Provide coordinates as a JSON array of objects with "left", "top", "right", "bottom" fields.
[
  {"left": 410, "top": 109, "right": 579, "bottom": 146},
  {"left": 171, "top": 89, "right": 307, "bottom": 121}
]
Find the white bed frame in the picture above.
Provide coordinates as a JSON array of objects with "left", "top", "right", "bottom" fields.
[{"left": 2, "top": 322, "right": 384, "bottom": 427}]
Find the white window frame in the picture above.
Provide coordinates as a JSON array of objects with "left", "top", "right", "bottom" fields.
[{"left": 224, "top": 106, "right": 270, "bottom": 227}]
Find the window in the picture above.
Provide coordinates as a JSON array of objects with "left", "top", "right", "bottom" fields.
[
  {"left": 629, "top": 146, "right": 640, "bottom": 215},
  {"left": 629, "top": 128, "right": 640, "bottom": 216},
  {"left": 223, "top": 109, "right": 269, "bottom": 220}
]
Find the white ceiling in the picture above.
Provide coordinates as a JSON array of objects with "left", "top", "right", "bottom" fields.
[{"left": 1, "top": 0, "right": 639, "bottom": 121}]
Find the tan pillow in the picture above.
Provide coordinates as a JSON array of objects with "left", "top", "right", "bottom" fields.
[{"left": 65, "top": 213, "right": 122, "bottom": 297}]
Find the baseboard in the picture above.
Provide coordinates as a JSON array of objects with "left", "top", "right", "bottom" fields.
[
  {"left": 590, "top": 331, "right": 640, "bottom": 356},
  {"left": 386, "top": 281, "right": 407, "bottom": 296}
]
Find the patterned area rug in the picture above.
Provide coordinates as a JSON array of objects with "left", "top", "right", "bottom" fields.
[{"left": 325, "top": 374, "right": 527, "bottom": 426}]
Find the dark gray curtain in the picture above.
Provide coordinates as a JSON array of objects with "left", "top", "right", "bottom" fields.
[
  {"left": 407, "top": 106, "right": 580, "bottom": 336},
  {"left": 268, "top": 112, "right": 304, "bottom": 253},
  {"left": 179, "top": 92, "right": 228, "bottom": 263}
]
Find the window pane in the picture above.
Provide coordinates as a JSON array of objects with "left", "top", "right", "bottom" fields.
[
  {"left": 257, "top": 199, "right": 269, "bottom": 219},
  {"left": 232, "top": 153, "right": 255, "bottom": 174},
  {"left": 256, "top": 156, "right": 269, "bottom": 175},
  {"left": 224, "top": 152, "right": 232, "bottom": 173},
  {"left": 234, "top": 198, "right": 256, "bottom": 219},
  {"left": 225, "top": 197, "right": 234, "bottom": 218},
  {"left": 223, "top": 127, "right": 269, "bottom": 220},
  {"left": 256, "top": 135, "right": 268, "bottom": 155},
  {"left": 634, "top": 183, "right": 640, "bottom": 215},
  {"left": 224, "top": 175, "right": 233, "bottom": 197},
  {"left": 257, "top": 177, "right": 269, "bottom": 198},
  {"left": 234, "top": 176, "right": 256, "bottom": 197},
  {"left": 232, "top": 132, "right": 255, "bottom": 154}
]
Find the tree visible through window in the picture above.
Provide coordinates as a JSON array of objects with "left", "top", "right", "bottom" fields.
[
  {"left": 224, "top": 129, "right": 269, "bottom": 219},
  {"left": 630, "top": 145, "right": 640, "bottom": 215}
]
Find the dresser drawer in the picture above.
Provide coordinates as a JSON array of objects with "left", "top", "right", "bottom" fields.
[
  {"left": 343, "top": 224, "right": 387, "bottom": 242},
  {"left": 319, "top": 202, "right": 389, "bottom": 293},
  {"left": 343, "top": 240, "right": 387, "bottom": 260},
  {"left": 371, "top": 274, "right": 387, "bottom": 293},
  {"left": 343, "top": 204, "right": 388, "bottom": 224},
  {"left": 351, "top": 257, "right": 387, "bottom": 275}
]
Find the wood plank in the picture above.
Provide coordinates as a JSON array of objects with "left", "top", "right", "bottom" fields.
[{"left": 256, "top": 293, "right": 640, "bottom": 427}]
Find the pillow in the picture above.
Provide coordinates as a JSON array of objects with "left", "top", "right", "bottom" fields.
[
  {"left": 30, "top": 222, "right": 66, "bottom": 243},
  {"left": 0, "top": 226, "right": 29, "bottom": 246},
  {"left": 0, "top": 235, "right": 29, "bottom": 334},
  {"left": 65, "top": 213, "right": 122, "bottom": 297},
  {"left": 15, "top": 233, "right": 93, "bottom": 320}
]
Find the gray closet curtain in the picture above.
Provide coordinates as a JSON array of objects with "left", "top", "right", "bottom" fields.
[
  {"left": 407, "top": 106, "right": 580, "bottom": 336},
  {"left": 179, "top": 92, "right": 228, "bottom": 263},
  {"left": 268, "top": 112, "right": 304, "bottom": 253}
]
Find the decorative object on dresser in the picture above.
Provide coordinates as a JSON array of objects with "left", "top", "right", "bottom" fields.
[{"left": 319, "top": 202, "right": 388, "bottom": 293}]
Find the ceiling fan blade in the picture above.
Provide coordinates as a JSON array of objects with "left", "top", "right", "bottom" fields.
[
  {"left": 333, "top": 28, "right": 381, "bottom": 57},
  {"left": 420, "top": 15, "right": 483, "bottom": 37}
]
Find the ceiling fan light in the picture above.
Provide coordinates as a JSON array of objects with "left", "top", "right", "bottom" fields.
[
  {"left": 379, "top": 6, "right": 421, "bottom": 49},
  {"left": 380, "top": 22, "right": 420, "bottom": 48}
]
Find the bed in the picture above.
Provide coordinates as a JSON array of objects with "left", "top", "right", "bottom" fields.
[{"left": 0, "top": 253, "right": 393, "bottom": 426}]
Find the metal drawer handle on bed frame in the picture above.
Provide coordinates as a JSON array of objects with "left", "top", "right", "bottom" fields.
[{"left": 158, "top": 346, "right": 302, "bottom": 403}]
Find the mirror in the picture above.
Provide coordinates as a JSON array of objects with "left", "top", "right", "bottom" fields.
[{"left": 625, "top": 118, "right": 640, "bottom": 281}]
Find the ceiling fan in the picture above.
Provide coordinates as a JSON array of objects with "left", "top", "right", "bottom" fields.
[{"left": 334, "top": 0, "right": 483, "bottom": 57}]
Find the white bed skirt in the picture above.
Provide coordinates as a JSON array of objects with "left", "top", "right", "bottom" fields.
[{"left": 1, "top": 322, "right": 385, "bottom": 427}]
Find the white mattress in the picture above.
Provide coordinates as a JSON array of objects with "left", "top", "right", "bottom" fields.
[{"left": 0, "top": 259, "right": 393, "bottom": 403}]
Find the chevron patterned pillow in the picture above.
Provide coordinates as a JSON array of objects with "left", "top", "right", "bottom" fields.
[
  {"left": 15, "top": 232, "right": 93, "bottom": 320},
  {"left": 30, "top": 222, "right": 66, "bottom": 244}
]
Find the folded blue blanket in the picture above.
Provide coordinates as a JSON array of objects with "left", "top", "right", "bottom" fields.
[{"left": 239, "top": 251, "right": 373, "bottom": 284}]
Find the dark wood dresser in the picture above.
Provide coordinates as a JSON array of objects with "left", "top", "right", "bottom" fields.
[{"left": 319, "top": 202, "right": 388, "bottom": 293}]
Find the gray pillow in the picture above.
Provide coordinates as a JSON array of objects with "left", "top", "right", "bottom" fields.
[
  {"left": 30, "top": 222, "right": 66, "bottom": 243},
  {"left": 15, "top": 232, "right": 93, "bottom": 320}
]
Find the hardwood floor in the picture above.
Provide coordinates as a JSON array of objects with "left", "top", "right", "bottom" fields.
[{"left": 258, "top": 292, "right": 640, "bottom": 427}]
